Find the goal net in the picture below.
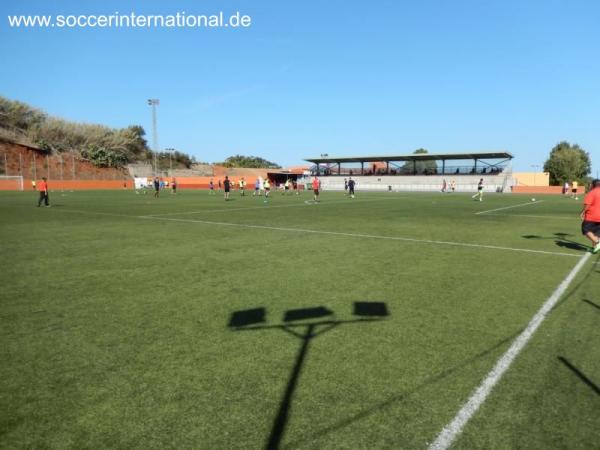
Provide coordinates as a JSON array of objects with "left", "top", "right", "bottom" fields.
[{"left": 0, "top": 175, "right": 24, "bottom": 191}]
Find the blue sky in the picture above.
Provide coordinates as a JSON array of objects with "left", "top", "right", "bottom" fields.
[{"left": 1, "top": 0, "right": 598, "bottom": 175}]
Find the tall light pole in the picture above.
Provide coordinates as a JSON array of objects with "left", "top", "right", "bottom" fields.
[
  {"left": 165, "top": 147, "right": 175, "bottom": 175},
  {"left": 147, "top": 99, "right": 160, "bottom": 176}
]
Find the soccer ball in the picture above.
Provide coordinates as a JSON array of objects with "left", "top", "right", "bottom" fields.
[{"left": 531, "top": 198, "right": 536, "bottom": 202}]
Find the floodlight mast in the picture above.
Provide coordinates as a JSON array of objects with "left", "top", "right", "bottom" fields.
[
  {"left": 165, "top": 147, "right": 175, "bottom": 175},
  {"left": 147, "top": 99, "right": 160, "bottom": 177}
]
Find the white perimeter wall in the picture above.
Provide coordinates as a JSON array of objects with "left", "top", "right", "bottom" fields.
[{"left": 304, "top": 175, "right": 512, "bottom": 193}]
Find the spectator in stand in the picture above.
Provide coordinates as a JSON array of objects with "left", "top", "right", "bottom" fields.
[
  {"left": 37, "top": 177, "right": 49, "bottom": 207},
  {"left": 581, "top": 179, "right": 600, "bottom": 253}
]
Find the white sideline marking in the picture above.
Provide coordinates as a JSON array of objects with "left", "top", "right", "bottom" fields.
[
  {"left": 140, "top": 215, "right": 580, "bottom": 258},
  {"left": 428, "top": 251, "right": 591, "bottom": 450},
  {"left": 475, "top": 200, "right": 544, "bottom": 215}
]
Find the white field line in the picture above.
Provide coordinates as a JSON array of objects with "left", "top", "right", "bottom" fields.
[
  {"left": 56, "top": 208, "right": 581, "bottom": 258},
  {"left": 139, "top": 215, "right": 580, "bottom": 258},
  {"left": 145, "top": 195, "right": 408, "bottom": 217},
  {"left": 428, "top": 251, "right": 591, "bottom": 450},
  {"left": 482, "top": 213, "right": 574, "bottom": 221},
  {"left": 475, "top": 200, "right": 544, "bottom": 215}
]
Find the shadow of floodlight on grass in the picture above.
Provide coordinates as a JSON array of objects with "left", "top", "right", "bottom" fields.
[
  {"left": 582, "top": 299, "right": 600, "bottom": 311},
  {"left": 228, "top": 302, "right": 389, "bottom": 450},
  {"left": 558, "top": 356, "right": 600, "bottom": 396}
]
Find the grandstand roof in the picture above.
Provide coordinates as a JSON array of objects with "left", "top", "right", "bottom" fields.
[{"left": 305, "top": 151, "right": 513, "bottom": 164}]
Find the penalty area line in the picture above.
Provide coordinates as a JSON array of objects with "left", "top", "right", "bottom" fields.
[
  {"left": 428, "top": 251, "right": 591, "bottom": 450},
  {"left": 55, "top": 208, "right": 583, "bottom": 258},
  {"left": 145, "top": 195, "right": 409, "bottom": 218},
  {"left": 475, "top": 200, "right": 544, "bottom": 215},
  {"left": 140, "top": 215, "right": 581, "bottom": 258}
]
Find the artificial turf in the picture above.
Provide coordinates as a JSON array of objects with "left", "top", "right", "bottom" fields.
[{"left": 1, "top": 188, "right": 598, "bottom": 449}]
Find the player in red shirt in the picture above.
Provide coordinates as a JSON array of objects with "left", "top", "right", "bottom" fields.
[
  {"left": 312, "top": 177, "right": 320, "bottom": 202},
  {"left": 37, "top": 177, "right": 50, "bottom": 207},
  {"left": 581, "top": 179, "right": 600, "bottom": 253}
]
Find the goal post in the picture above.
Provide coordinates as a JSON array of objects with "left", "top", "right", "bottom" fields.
[{"left": 0, "top": 175, "right": 24, "bottom": 191}]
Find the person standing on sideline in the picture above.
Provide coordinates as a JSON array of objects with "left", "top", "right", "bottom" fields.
[
  {"left": 153, "top": 177, "right": 160, "bottom": 198},
  {"left": 218, "top": 179, "right": 222, "bottom": 192},
  {"left": 563, "top": 181, "right": 570, "bottom": 195},
  {"left": 344, "top": 178, "right": 348, "bottom": 196},
  {"left": 264, "top": 178, "right": 271, "bottom": 201},
  {"left": 171, "top": 177, "right": 177, "bottom": 194},
  {"left": 209, "top": 179, "right": 215, "bottom": 194},
  {"left": 284, "top": 178, "right": 290, "bottom": 195},
  {"left": 239, "top": 177, "right": 246, "bottom": 196},
  {"left": 348, "top": 177, "right": 356, "bottom": 198},
  {"left": 223, "top": 176, "right": 231, "bottom": 201},
  {"left": 31, "top": 180, "right": 37, "bottom": 191},
  {"left": 581, "top": 179, "right": 600, "bottom": 253},
  {"left": 451, "top": 180, "right": 456, "bottom": 193},
  {"left": 472, "top": 178, "right": 484, "bottom": 201},
  {"left": 312, "top": 176, "right": 321, "bottom": 202},
  {"left": 37, "top": 177, "right": 49, "bottom": 207},
  {"left": 441, "top": 179, "right": 447, "bottom": 193}
]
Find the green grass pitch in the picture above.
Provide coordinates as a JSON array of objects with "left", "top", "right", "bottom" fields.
[{"left": 1, "top": 188, "right": 599, "bottom": 449}]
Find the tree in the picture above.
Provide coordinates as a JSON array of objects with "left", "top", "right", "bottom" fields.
[
  {"left": 399, "top": 148, "right": 438, "bottom": 175},
  {"left": 217, "top": 155, "right": 281, "bottom": 169},
  {"left": 0, "top": 97, "right": 197, "bottom": 167},
  {"left": 543, "top": 141, "right": 591, "bottom": 186}
]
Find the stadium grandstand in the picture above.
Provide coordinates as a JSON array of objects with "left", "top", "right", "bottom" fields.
[{"left": 302, "top": 151, "right": 515, "bottom": 193}]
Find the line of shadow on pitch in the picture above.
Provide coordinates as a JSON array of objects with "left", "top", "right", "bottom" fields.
[
  {"left": 557, "top": 356, "right": 600, "bottom": 396},
  {"left": 582, "top": 299, "right": 600, "bottom": 311},
  {"left": 547, "top": 259, "right": 598, "bottom": 313},
  {"left": 522, "top": 232, "right": 589, "bottom": 252},
  {"left": 283, "top": 328, "right": 523, "bottom": 449},
  {"left": 228, "top": 302, "right": 389, "bottom": 450}
]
